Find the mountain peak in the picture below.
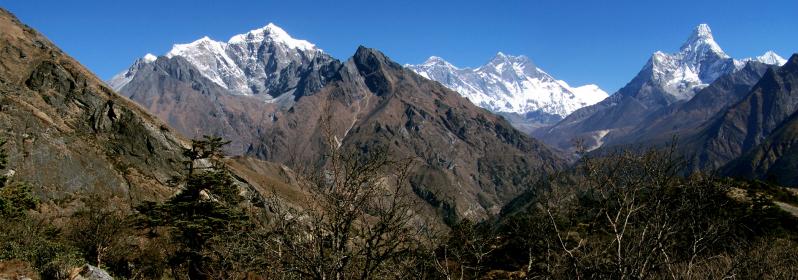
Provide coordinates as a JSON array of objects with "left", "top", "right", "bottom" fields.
[
  {"left": 407, "top": 52, "right": 607, "bottom": 119},
  {"left": 679, "top": 23, "right": 728, "bottom": 58},
  {"left": 142, "top": 53, "right": 158, "bottom": 63},
  {"left": 692, "top": 23, "right": 713, "bottom": 40},
  {"left": 757, "top": 50, "right": 788, "bottom": 66},
  {"left": 228, "top": 22, "right": 316, "bottom": 51},
  {"left": 354, "top": 45, "right": 376, "bottom": 56},
  {"left": 487, "top": 52, "right": 531, "bottom": 65},
  {"left": 166, "top": 36, "right": 226, "bottom": 59},
  {"left": 353, "top": 45, "right": 397, "bottom": 70},
  {"left": 423, "top": 56, "right": 448, "bottom": 65}
]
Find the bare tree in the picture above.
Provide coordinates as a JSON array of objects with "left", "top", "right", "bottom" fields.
[
  {"left": 67, "top": 196, "right": 133, "bottom": 269},
  {"left": 515, "top": 143, "right": 742, "bottom": 279},
  {"left": 262, "top": 115, "right": 426, "bottom": 280}
]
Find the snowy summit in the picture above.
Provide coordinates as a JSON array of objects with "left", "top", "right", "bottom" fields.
[
  {"left": 110, "top": 23, "right": 324, "bottom": 96},
  {"left": 407, "top": 53, "right": 608, "bottom": 119},
  {"left": 644, "top": 23, "right": 786, "bottom": 101},
  {"left": 228, "top": 23, "right": 316, "bottom": 51}
]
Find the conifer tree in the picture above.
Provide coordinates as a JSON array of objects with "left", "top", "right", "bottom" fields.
[{"left": 136, "top": 136, "right": 244, "bottom": 279}]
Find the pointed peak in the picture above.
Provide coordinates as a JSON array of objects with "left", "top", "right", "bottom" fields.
[
  {"left": 352, "top": 46, "right": 403, "bottom": 70},
  {"left": 353, "top": 45, "right": 387, "bottom": 62},
  {"left": 489, "top": 52, "right": 528, "bottom": 63},
  {"left": 166, "top": 36, "right": 226, "bottom": 58},
  {"left": 195, "top": 36, "right": 215, "bottom": 43},
  {"left": 739, "top": 50, "right": 788, "bottom": 67},
  {"left": 514, "top": 54, "right": 531, "bottom": 62},
  {"left": 679, "top": 23, "right": 728, "bottom": 58},
  {"left": 425, "top": 56, "right": 445, "bottom": 63},
  {"left": 491, "top": 51, "right": 514, "bottom": 61},
  {"left": 142, "top": 53, "right": 158, "bottom": 63},
  {"left": 421, "top": 56, "right": 454, "bottom": 67},
  {"left": 692, "top": 23, "right": 713, "bottom": 39},
  {"left": 757, "top": 50, "right": 787, "bottom": 66},
  {"left": 263, "top": 22, "right": 281, "bottom": 31},
  {"left": 228, "top": 22, "right": 316, "bottom": 51}
]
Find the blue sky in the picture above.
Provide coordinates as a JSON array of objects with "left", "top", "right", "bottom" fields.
[{"left": 2, "top": 0, "right": 796, "bottom": 93}]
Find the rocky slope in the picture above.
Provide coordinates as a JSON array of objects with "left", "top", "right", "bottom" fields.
[
  {"left": 282, "top": 47, "right": 567, "bottom": 219},
  {"left": 536, "top": 24, "right": 786, "bottom": 152},
  {"left": 685, "top": 54, "right": 798, "bottom": 173},
  {"left": 0, "top": 8, "right": 314, "bottom": 211},
  {"left": 0, "top": 8, "right": 187, "bottom": 202},
  {"left": 723, "top": 111, "right": 798, "bottom": 186},
  {"left": 407, "top": 53, "right": 607, "bottom": 131}
]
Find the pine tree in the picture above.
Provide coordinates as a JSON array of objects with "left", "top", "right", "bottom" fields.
[{"left": 135, "top": 136, "right": 244, "bottom": 279}]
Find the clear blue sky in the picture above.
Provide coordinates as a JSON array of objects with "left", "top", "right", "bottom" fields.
[{"left": 2, "top": 0, "right": 796, "bottom": 93}]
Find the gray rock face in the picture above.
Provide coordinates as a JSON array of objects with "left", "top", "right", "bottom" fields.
[
  {"left": 723, "top": 102, "right": 798, "bottom": 186},
  {"left": 686, "top": 54, "right": 798, "bottom": 172},
  {"left": 70, "top": 265, "right": 113, "bottom": 280},
  {"left": 0, "top": 8, "right": 187, "bottom": 202}
]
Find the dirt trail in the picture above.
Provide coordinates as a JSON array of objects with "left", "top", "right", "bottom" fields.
[{"left": 775, "top": 201, "right": 798, "bottom": 217}]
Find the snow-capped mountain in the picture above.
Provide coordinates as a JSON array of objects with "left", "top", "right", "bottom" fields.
[
  {"left": 642, "top": 24, "right": 787, "bottom": 101},
  {"left": 643, "top": 24, "right": 737, "bottom": 100},
  {"left": 407, "top": 53, "right": 608, "bottom": 119},
  {"left": 108, "top": 53, "right": 157, "bottom": 91},
  {"left": 739, "top": 50, "right": 788, "bottom": 67},
  {"left": 537, "top": 23, "right": 789, "bottom": 152},
  {"left": 109, "top": 23, "right": 329, "bottom": 99}
]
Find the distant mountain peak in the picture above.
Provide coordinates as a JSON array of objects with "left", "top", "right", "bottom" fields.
[
  {"left": 142, "top": 53, "right": 158, "bottom": 63},
  {"left": 692, "top": 23, "right": 713, "bottom": 39},
  {"left": 353, "top": 45, "right": 403, "bottom": 72},
  {"left": 107, "top": 53, "right": 160, "bottom": 91},
  {"left": 482, "top": 52, "right": 538, "bottom": 78},
  {"left": 166, "top": 36, "right": 227, "bottom": 59},
  {"left": 638, "top": 24, "right": 743, "bottom": 100},
  {"left": 227, "top": 23, "right": 317, "bottom": 51},
  {"left": 679, "top": 23, "right": 728, "bottom": 59},
  {"left": 756, "top": 50, "right": 788, "bottom": 66},
  {"left": 407, "top": 53, "right": 608, "bottom": 120},
  {"left": 423, "top": 56, "right": 448, "bottom": 65},
  {"left": 113, "top": 23, "right": 329, "bottom": 97},
  {"left": 488, "top": 52, "right": 529, "bottom": 64}
]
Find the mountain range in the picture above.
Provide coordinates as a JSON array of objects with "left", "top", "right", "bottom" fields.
[
  {"left": 2, "top": 4, "right": 798, "bottom": 278},
  {"left": 4, "top": 3, "right": 795, "bottom": 235},
  {"left": 107, "top": 21, "right": 797, "bottom": 190},
  {"left": 406, "top": 53, "right": 608, "bottom": 131},
  {"left": 107, "top": 24, "right": 566, "bottom": 221}
]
